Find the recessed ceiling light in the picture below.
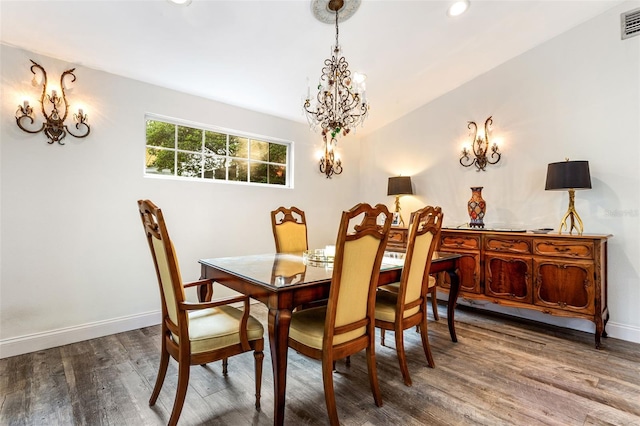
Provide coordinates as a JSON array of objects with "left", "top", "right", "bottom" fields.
[
  {"left": 168, "top": 0, "right": 192, "bottom": 5},
  {"left": 448, "top": 0, "right": 469, "bottom": 17}
]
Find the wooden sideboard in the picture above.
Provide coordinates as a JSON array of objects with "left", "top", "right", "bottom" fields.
[{"left": 386, "top": 226, "right": 612, "bottom": 348}]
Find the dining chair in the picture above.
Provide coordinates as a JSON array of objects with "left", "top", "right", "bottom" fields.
[
  {"left": 287, "top": 203, "right": 392, "bottom": 426},
  {"left": 270, "top": 206, "right": 308, "bottom": 253},
  {"left": 137, "top": 200, "right": 264, "bottom": 426},
  {"left": 375, "top": 205, "right": 443, "bottom": 386}
]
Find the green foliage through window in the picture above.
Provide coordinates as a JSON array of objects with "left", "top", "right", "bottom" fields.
[{"left": 145, "top": 117, "right": 289, "bottom": 186}]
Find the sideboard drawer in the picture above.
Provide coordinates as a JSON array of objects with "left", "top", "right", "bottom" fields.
[
  {"left": 441, "top": 234, "right": 480, "bottom": 250},
  {"left": 485, "top": 236, "right": 531, "bottom": 254},
  {"left": 533, "top": 239, "right": 594, "bottom": 259}
]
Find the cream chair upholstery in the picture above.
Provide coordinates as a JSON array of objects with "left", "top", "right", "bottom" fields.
[
  {"left": 271, "top": 206, "right": 308, "bottom": 253},
  {"left": 138, "top": 200, "right": 264, "bottom": 426},
  {"left": 288, "top": 203, "right": 392, "bottom": 426},
  {"left": 379, "top": 275, "right": 439, "bottom": 321},
  {"left": 375, "top": 205, "right": 443, "bottom": 386}
]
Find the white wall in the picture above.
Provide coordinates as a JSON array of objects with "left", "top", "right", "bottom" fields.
[
  {"left": 2, "top": 2, "right": 639, "bottom": 358},
  {"left": 0, "top": 44, "right": 363, "bottom": 357},
  {"left": 359, "top": 1, "right": 640, "bottom": 342}
]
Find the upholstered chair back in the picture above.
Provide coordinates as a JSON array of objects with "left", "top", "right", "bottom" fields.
[
  {"left": 400, "top": 206, "right": 443, "bottom": 318},
  {"left": 271, "top": 206, "right": 308, "bottom": 253},
  {"left": 326, "top": 203, "right": 392, "bottom": 347},
  {"left": 139, "top": 201, "right": 186, "bottom": 328}
]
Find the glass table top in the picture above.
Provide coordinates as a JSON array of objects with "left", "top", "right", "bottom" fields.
[{"left": 199, "top": 251, "right": 459, "bottom": 289}]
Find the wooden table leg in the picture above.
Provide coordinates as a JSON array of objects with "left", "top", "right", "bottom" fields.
[
  {"left": 268, "top": 307, "right": 292, "bottom": 426},
  {"left": 446, "top": 268, "right": 460, "bottom": 342}
]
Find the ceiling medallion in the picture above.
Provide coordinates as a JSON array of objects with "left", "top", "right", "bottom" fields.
[{"left": 310, "top": 0, "right": 361, "bottom": 24}]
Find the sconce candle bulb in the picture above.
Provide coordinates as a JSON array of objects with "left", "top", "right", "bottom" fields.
[
  {"left": 15, "top": 60, "right": 91, "bottom": 145},
  {"left": 459, "top": 116, "right": 501, "bottom": 171}
]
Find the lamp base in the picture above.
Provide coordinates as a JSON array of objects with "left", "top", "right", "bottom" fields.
[
  {"left": 394, "top": 195, "right": 405, "bottom": 227},
  {"left": 558, "top": 189, "right": 584, "bottom": 235}
]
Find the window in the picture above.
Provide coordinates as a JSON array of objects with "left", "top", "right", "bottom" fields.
[{"left": 145, "top": 115, "right": 291, "bottom": 187}]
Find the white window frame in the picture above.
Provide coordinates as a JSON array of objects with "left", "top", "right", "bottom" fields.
[{"left": 144, "top": 113, "right": 293, "bottom": 188}]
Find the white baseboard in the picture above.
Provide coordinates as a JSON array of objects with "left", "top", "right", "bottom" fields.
[
  {"left": 605, "top": 321, "right": 640, "bottom": 344},
  {"left": 0, "top": 310, "right": 162, "bottom": 359},
  {"left": 3, "top": 299, "right": 638, "bottom": 360},
  {"left": 454, "top": 297, "right": 640, "bottom": 344}
]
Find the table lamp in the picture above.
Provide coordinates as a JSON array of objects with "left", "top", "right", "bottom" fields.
[
  {"left": 545, "top": 159, "right": 591, "bottom": 235},
  {"left": 387, "top": 176, "right": 413, "bottom": 227}
]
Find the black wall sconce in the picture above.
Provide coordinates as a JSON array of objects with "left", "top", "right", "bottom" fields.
[
  {"left": 459, "top": 116, "right": 501, "bottom": 171},
  {"left": 15, "top": 60, "right": 91, "bottom": 145}
]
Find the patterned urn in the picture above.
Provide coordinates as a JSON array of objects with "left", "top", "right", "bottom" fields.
[{"left": 467, "top": 186, "right": 486, "bottom": 228}]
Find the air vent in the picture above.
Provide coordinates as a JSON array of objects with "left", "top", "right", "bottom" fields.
[{"left": 622, "top": 7, "right": 640, "bottom": 40}]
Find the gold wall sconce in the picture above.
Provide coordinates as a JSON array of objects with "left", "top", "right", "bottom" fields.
[
  {"left": 319, "top": 137, "right": 343, "bottom": 178},
  {"left": 387, "top": 176, "right": 413, "bottom": 227},
  {"left": 545, "top": 159, "right": 592, "bottom": 235},
  {"left": 459, "top": 116, "right": 501, "bottom": 171},
  {"left": 15, "top": 60, "right": 91, "bottom": 145}
]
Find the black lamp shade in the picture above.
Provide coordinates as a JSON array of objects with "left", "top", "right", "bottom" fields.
[
  {"left": 387, "top": 176, "right": 413, "bottom": 196},
  {"left": 545, "top": 160, "right": 592, "bottom": 191}
]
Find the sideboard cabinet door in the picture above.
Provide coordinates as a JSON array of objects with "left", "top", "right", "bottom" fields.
[
  {"left": 485, "top": 254, "right": 533, "bottom": 303},
  {"left": 534, "top": 259, "right": 595, "bottom": 314}
]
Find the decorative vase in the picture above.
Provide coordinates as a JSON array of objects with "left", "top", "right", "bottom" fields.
[{"left": 467, "top": 186, "right": 486, "bottom": 228}]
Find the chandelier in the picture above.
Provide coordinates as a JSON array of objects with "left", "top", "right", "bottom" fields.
[{"left": 304, "top": 0, "right": 369, "bottom": 178}]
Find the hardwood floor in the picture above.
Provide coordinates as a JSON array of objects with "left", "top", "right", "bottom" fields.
[{"left": 2, "top": 302, "right": 639, "bottom": 425}]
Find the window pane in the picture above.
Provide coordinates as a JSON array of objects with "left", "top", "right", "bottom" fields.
[
  {"left": 203, "top": 155, "right": 226, "bottom": 180},
  {"left": 146, "top": 120, "right": 175, "bottom": 148},
  {"left": 250, "top": 139, "right": 269, "bottom": 161},
  {"left": 205, "top": 131, "right": 227, "bottom": 155},
  {"left": 177, "top": 126, "right": 203, "bottom": 152},
  {"left": 269, "top": 164, "right": 286, "bottom": 185},
  {"left": 146, "top": 147, "right": 175, "bottom": 175},
  {"left": 177, "top": 152, "right": 202, "bottom": 177},
  {"left": 144, "top": 116, "right": 289, "bottom": 187},
  {"left": 269, "top": 143, "right": 287, "bottom": 164},
  {"left": 229, "top": 136, "right": 248, "bottom": 159},
  {"left": 228, "top": 159, "right": 248, "bottom": 182},
  {"left": 250, "top": 163, "right": 268, "bottom": 184}
]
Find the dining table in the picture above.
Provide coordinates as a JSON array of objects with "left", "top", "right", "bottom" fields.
[{"left": 198, "top": 250, "right": 461, "bottom": 426}]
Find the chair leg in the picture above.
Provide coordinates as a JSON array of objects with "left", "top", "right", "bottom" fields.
[
  {"left": 254, "top": 349, "right": 264, "bottom": 411},
  {"left": 149, "top": 349, "right": 169, "bottom": 406},
  {"left": 168, "top": 357, "right": 190, "bottom": 426},
  {"left": 430, "top": 286, "right": 439, "bottom": 321},
  {"left": 365, "top": 345, "right": 383, "bottom": 407},
  {"left": 380, "top": 328, "right": 386, "bottom": 346},
  {"left": 222, "top": 358, "right": 228, "bottom": 376},
  {"left": 322, "top": 356, "right": 340, "bottom": 426},
  {"left": 394, "top": 327, "right": 412, "bottom": 386},
  {"left": 419, "top": 315, "right": 435, "bottom": 368}
]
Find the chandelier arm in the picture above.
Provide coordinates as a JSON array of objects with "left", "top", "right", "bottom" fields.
[
  {"left": 467, "top": 121, "right": 479, "bottom": 156},
  {"left": 59, "top": 68, "right": 77, "bottom": 123},
  {"left": 487, "top": 149, "right": 501, "bottom": 165},
  {"left": 66, "top": 122, "right": 91, "bottom": 139},
  {"left": 15, "top": 115, "right": 45, "bottom": 134},
  {"left": 459, "top": 155, "right": 474, "bottom": 168},
  {"left": 30, "top": 60, "right": 49, "bottom": 121}
]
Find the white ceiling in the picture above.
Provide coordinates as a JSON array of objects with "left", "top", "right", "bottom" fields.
[{"left": 0, "top": 0, "right": 624, "bottom": 135}]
